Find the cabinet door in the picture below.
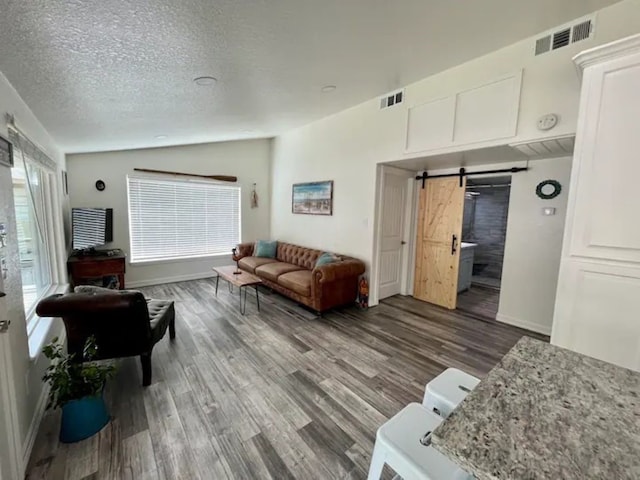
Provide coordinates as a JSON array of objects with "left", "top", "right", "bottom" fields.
[
  {"left": 553, "top": 260, "right": 640, "bottom": 371},
  {"left": 552, "top": 39, "right": 640, "bottom": 372},
  {"left": 568, "top": 51, "right": 640, "bottom": 263},
  {"left": 406, "top": 96, "right": 455, "bottom": 153}
]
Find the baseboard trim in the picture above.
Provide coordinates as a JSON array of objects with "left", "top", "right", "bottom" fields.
[
  {"left": 127, "top": 272, "right": 217, "bottom": 288},
  {"left": 22, "top": 382, "right": 49, "bottom": 470},
  {"left": 496, "top": 313, "right": 552, "bottom": 336},
  {"left": 22, "top": 329, "right": 66, "bottom": 470}
]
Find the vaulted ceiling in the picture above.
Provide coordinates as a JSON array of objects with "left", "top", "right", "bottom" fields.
[{"left": 0, "top": 0, "right": 619, "bottom": 153}]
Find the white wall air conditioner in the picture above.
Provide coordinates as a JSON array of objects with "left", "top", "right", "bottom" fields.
[{"left": 534, "top": 15, "right": 595, "bottom": 56}]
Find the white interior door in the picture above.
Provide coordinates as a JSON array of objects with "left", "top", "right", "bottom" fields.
[{"left": 378, "top": 168, "right": 411, "bottom": 300}]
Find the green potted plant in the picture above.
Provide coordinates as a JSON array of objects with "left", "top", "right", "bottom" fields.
[{"left": 42, "top": 336, "right": 116, "bottom": 443}]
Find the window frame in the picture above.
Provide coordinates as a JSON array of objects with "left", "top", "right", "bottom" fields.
[
  {"left": 8, "top": 127, "right": 69, "bottom": 359},
  {"left": 11, "top": 157, "right": 55, "bottom": 330},
  {"left": 126, "top": 175, "right": 242, "bottom": 265}
]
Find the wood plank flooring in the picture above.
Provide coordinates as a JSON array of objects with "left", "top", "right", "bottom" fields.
[
  {"left": 456, "top": 285, "right": 500, "bottom": 320},
  {"left": 25, "top": 278, "right": 547, "bottom": 480}
]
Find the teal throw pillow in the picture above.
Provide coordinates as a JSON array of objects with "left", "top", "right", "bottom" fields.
[
  {"left": 255, "top": 240, "right": 277, "bottom": 258},
  {"left": 315, "top": 252, "right": 340, "bottom": 267}
]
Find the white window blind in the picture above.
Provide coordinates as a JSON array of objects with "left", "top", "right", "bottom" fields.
[{"left": 127, "top": 176, "right": 241, "bottom": 263}]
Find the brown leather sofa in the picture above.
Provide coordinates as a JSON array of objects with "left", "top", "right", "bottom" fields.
[
  {"left": 232, "top": 242, "right": 365, "bottom": 313},
  {"left": 36, "top": 288, "right": 175, "bottom": 386}
]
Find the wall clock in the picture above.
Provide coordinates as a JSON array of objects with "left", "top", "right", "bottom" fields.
[
  {"left": 95, "top": 180, "right": 106, "bottom": 191},
  {"left": 536, "top": 179, "right": 561, "bottom": 200}
]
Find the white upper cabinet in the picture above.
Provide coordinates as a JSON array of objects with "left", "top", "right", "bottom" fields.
[
  {"left": 567, "top": 51, "right": 640, "bottom": 264},
  {"left": 552, "top": 34, "right": 640, "bottom": 372},
  {"left": 405, "top": 71, "right": 522, "bottom": 154}
]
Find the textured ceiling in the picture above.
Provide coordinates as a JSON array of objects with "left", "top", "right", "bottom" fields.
[{"left": 0, "top": 0, "right": 619, "bottom": 153}]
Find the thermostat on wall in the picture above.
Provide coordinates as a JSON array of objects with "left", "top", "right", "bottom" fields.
[{"left": 537, "top": 113, "right": 558, "bottom": 131}]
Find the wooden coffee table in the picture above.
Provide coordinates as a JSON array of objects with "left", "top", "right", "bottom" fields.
[{"left": 212, "top": 265, "right": 262, "bottom": 315}]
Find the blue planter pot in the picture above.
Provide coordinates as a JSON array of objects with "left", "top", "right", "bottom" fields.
[{"left": 60, "top": 393, "right": 110, "bottom": 443}]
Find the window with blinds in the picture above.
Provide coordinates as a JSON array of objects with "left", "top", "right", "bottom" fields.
[{"left": 127, "top": 176, "right": 241, "bottom": 263}]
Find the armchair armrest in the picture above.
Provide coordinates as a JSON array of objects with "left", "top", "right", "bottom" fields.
[
  {"left": 232, "top": 242, "right": 255, "bottom": 261},
  {"left": 312, "top": 259, "right": 365, "bottom": 284}
]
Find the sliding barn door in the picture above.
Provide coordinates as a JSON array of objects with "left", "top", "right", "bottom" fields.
[{"left": 414, "top": 177, "right": 466, "bottom": 309}]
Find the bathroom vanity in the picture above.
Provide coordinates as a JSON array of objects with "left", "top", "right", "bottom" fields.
[{"left": 457, "top": 242, "right": 476, "bottom": 293}]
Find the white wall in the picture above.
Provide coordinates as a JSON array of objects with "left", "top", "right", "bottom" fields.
[
  {"left": 271, "top": 0, "right": 640, "bottom": 306},
  {"left": 67, "top": 139, "right": 272, "bottom": 287},
  {"left": 497, "top": 158, "right": 572, "bottom": 335},
  {"left": 0, "top": 71, "right": 67, "bottom": 470}
]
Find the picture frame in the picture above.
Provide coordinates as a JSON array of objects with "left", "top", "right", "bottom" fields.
[
  {"left": 0, "top": 135, "right": 13, "bottom": 168},
  {"left": 292, "top": 180, "right": 333, "bottom": 215}
]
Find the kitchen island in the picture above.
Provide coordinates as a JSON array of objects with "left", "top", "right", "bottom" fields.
[{"left": 432, "top": 336, "right": 640, "bottom": 479}]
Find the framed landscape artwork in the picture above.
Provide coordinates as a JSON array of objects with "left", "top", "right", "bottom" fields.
[{"left": 292, "top": 180, "right": 333, "bottom": 215}]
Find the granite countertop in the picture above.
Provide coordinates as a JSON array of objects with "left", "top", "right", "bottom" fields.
[{"left": 431, "top": 336, "right": 640, "bottom": 480}]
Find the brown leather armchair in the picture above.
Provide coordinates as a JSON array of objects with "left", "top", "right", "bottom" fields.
[{"left": 36, "top": 289, "right": 175, "bottom": 386}]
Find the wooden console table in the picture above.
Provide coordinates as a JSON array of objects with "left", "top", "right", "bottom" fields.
[{"left": 67, "top": 251, "right": 126, "bottom": 289}]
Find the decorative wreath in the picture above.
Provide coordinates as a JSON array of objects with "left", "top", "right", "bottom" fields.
[{"left": 535, "top": 179, "right": 562, "bottom": 200}]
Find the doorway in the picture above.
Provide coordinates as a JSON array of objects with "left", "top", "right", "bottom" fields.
[
  {"left": 456, "top": 176, "right": 511, "bottom": 319},
  {"left": 375, "top": 166, "right": 415, "bottom": 301}
]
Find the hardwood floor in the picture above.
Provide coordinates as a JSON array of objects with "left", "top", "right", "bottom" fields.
[
  {"left": 456, "top": 284, "right": 500, "bottom": 320},
  {"left": 25, "top": 278, "right": 547, "bottom": 480}
]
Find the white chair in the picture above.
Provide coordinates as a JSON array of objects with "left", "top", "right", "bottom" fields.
[
  {"left": 367, "top": 403, "right": 472, "bottom": 480},
  {"left": 423, "top": 368, "right": 480, "bottom": 419}
]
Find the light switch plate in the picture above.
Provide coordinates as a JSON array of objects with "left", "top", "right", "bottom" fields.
[{"left": 542, "top": 207, "right": 556, "bottom": 216}]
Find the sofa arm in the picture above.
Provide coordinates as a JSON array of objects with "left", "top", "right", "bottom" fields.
[
  {"left": 313, "top": 260, "right": 365, "bottom": 284},
  {"left": 232, "top": 242, "right": 255, "bottom": 261}
]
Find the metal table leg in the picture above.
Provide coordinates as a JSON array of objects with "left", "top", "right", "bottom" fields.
[
  {"left": 255, "top": 284, "right": 260, "bottom": 312},
  {"left": 240, "top": 285, "right": 247, "bottom": 315}
]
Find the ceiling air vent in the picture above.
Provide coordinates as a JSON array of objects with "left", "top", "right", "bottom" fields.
[
  {"left": 534, "top": 15, "right": 595, "bottom": 56},
  {"left": 572, "top": 19, "right": 592, "bottom": 43},
  {"left": 380, "top": 89, "right": 405, "bottom": 110},
  {"left": 535, "top": 36, "right": 551, "bottom": 56},
  {"left": 552, "top": 28, "right": 571, "bottom": 50}
]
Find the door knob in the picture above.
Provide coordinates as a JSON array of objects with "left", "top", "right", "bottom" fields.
[
  {"left": 451, "top": 235, "right": 458, "bottom": 255},
  {"left": 401, "top": 241, "right": 407, "bottom": 245},
  {"left": 0, "top": 291, "right": 5, "bottom": 298},
  {"left": 0, "top": 320, "right": 10, "bottom": 333}
]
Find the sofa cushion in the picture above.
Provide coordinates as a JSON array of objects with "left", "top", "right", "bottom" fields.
[
  {"left": 315, "top": 252, "right": 340, "bottom": 267},
  {"left": 255, "top": 262, "right": 304, "bottom": 282},
  {"left": 238, "top": 256, "right": 278, "bottom": 273},
  {"left": 255, "top": 240, "right": 277, "bottom": 258},
  {"left": 278, "top": 270, "right": 313, "bottom": 297}
]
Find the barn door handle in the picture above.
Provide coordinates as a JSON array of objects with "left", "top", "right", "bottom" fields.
[{"left": 451, "top": 235, "right": 458, "bottom": 255}]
